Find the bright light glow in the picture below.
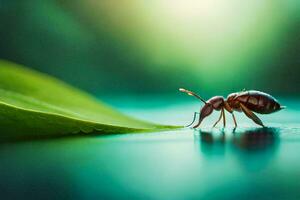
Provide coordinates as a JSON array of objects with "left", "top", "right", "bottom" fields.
[
  {"left": 160, "top": 0, "right": 229, "bottom": 24},
  {"left": 82, "top": 0, "right": 287, "bottom": 91},
  {"left": 147, "top": 1, "right": 285, "bottom": 80}
]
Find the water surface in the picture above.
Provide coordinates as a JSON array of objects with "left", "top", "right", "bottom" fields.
[{"left": 1, "top": 98, "right": 300, "bottom": 200}]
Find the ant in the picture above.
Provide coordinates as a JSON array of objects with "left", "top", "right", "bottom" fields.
[{"left": 179, "top": 88, "right": 285, "bottom": 129}]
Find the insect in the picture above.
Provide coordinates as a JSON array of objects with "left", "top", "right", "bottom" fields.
[{"left": 179, "top": 88, "right": 285, "bottom": 128}]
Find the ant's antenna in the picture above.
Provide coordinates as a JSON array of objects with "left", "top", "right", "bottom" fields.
[{"left": 179, "top": 88, "right": 207, "bottom": 104}]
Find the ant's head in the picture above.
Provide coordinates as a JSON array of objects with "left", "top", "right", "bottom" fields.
[
  {"left": 179, "top": 88, "right": 214, "bottom": 126},
  {"left": 198, "top": 103, "right": 214, "bottom": 123}
]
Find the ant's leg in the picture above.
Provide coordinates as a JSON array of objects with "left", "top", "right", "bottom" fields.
[
  {"left": 193, "top": 115, "right": 204, "bottom": 129},
  {"left": 222, "top": 108, "right": 226, "bottom": 127},
  {"left": 232, "top": 113, "right": 237, "bottom": 128},
  {"left": 186, "top": 112, "right": 199, "bottom": 127},
  {"left": 240, "top": 103, "right": 264, "bottom": 127},
  {"left": 213, "top": 111, "right": 223, "bottom": 127}
]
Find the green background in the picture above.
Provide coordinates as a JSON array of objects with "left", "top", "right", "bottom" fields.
[
  {"left": 0, "top": 0, "right": 299, "bottom": 97},
  {"left": 0, "top": 1, "right": 300, "bottom": 200}
]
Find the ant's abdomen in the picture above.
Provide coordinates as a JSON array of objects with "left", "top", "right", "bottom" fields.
[{"left": 235, "top": 90, "right": 282, "bottom": 114}]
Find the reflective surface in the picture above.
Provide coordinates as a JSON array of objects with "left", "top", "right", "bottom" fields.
[{"left": 1, "top": 99, "right": 300, "bottom": 200}]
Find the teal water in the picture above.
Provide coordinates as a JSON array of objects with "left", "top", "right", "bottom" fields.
[{"left": 1, "top": 98, "right": 300, "bottom": 200}]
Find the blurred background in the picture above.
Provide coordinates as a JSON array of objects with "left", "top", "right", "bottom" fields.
[
  {"left": 0, "top": 0, "right": 299, "bottom": 98},
  {"left": 1, "top": 2, "right": 300, "bottom": 200}
]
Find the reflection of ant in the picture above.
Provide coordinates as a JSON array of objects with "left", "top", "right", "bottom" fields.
[
  {"left": 195, "top": 127, "right": 279, "bottom": 151},
  {"left": 195, "top": 128, "right": 280, "bottom": 171},
  {"left": 232, "top": 128, "right": 279, "bottom": 151},
  {"left": 198, "top": 130, "right": 225, "bottom": 144},
  {"left": 194, "top": 130, "right": 227, "bottom": 156}
]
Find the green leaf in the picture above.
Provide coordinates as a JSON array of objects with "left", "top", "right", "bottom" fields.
[{"left": 0, "top": 60, "right": 179, "bottom": 140}]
